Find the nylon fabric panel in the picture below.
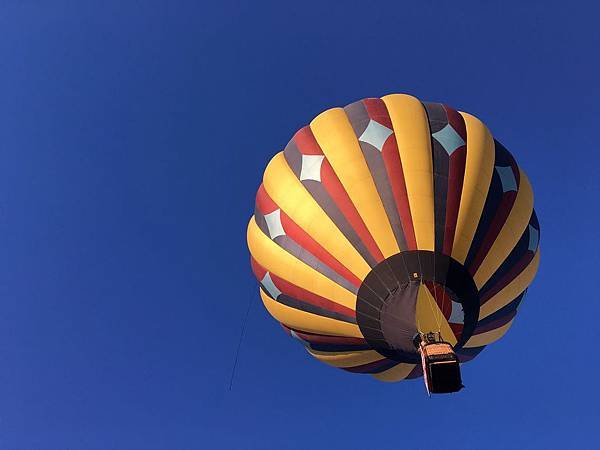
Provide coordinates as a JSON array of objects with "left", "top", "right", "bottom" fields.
[
  {"left": 262, "top": 152, "right": 371, "bottom": 280},
  {"left": 423, "top": 102, "right": 469, "bottom": 256},
  {"left": 342, "top": 358, "right": 399, "bottom": 374},
  {"left": 473, "top": 169, "right": 534, "bottom": 288},
  {"left": 479, "top": 250, "right": 540, "bottom": 318},
  {"left": 464, "top": 319, "right": 514, "bottom": 348},
  {"left": 284, "top": 326, "right": 370, "bottom": 352},
  {"left": 260, "top": 290, "right": 363, "bottom": 338},
  {"left": 283, "top": 131, "right": 383, "bottom": 266},
  {"left": 251, "top": 262, "right": 357, "bottom": 323},
  {"left": 451, "top": 112, "right": 495, "bottom": 263},
  {"left": 479, "top": 211, "right": 539, "bottom": 302},
  {"left": 406, "top": 365, "right": 424, "bottom": 379},
  {"left": 442, "top": 106, "right": 468, "bottom": 255},
  {"left": 306, "top": 348, "right": 385, "bottom": 368},
  {"left": 254, "top": 185, "right": 362, "bottom": 291},
  {"left": 475, "top": 292, "right": 525, "bottom": 334},
  {"left": 247, "top": 93, "right": 541, "bottom": 383},
  {"left": 423, "top": 102, "right": 450, "bottom": 254},
  {"left": 381, "top": 94, "right": 435, "bottom": 251},
  {"left": 344, "top": 99, "right": 408, "bottom": 251},
  {"left": 247, "top": 218, "right": 357, "bottom": 309},
  {"left": 310, "top": 108, "right": 400, "bottom": 257},
  {"left": 463, "top": 141, "right": 519, "bottom": 273}
]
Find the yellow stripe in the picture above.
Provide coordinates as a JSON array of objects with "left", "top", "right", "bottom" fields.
[
  {"left": 415, "top": 284, "right": 457, "bottom": 346},
  {"left": 382, "top": 94, "right": 434, "bottom": 251},
  {"left": 464, "top": 319, "right": 514, "bottom": 348},
  {"left": 473, "top": 169, "right": 534, "bottom": 289},
  {"left": 262, "top": 152, "right": 371, "bottom": 280},
  {"left": 452, "top": 112, "right": 495, "bottom": 263},
  {"left": 309, "top": 108, "right": 400, "bottom": 257},
  {"left": 248, "top": 218, "right": 356, "bottom": 310},
  {"left": 306, "top": 348, "right": 383, "bottom": 368},
  {"left": 372, "top": 363, "right": 417, "bottom": 382},
  {"left": 479, "top": 250, "right": 540, "bottom": 318},
  {"left": 260, "top": 289, "right": 363, "bottom": 338}
]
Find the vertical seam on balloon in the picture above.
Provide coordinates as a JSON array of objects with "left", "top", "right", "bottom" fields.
[
  {"left": 441, "top": 105, "right": 468, "bottom": 256},
  {"left": 345, "top": 98, "right": 409, "bottom": 252},
  {"left": 381, "top": 94, "right": 435, "bottom": 252},
  {"left": 465, "top": 141, "right": 521, "bottom": 274},
  {"left": 478, "top": 210, "right": 538, "bottom": 302},
  {"left": 248, "top": 217, "right": 357, "bottom": 310},
  {"left": 478, "top": 250, "right": 540, "bottom": 318},
  {"left": 262, "top": 152, "right": 373, "bottom": 280},
  {"left": 259, "top": 289, "right": 363, "bottom": 338},
  {"left": 451, "top": 112, "right": 495, "bottom": 263},
  {"left": 285, "top": 128, "right": 384, "bottom": 266},
  {"left": 472, "top": 168, "right": 534, "bottom": 289},
  {"left": 255, "top": 183, "right": 362, "bottom": 291},
  {"left": 421, "top": 101, "right": 448, "bottom": 255},
  {"left": 309, "top": 107, "right": 400, "bottom": 258}
]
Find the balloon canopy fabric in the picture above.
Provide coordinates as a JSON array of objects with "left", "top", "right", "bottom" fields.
[{"left": 247, "top": 93, "right": 540, "bottom": 382}]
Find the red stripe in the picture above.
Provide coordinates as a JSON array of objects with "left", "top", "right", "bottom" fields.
[
  {"left": 343, "top": 358, "right": 392, "bottom": 373},
  {"left": 280, "top": 213, "right": 362, "bottom": 288},
  {"left": 364, "top": 98, "right": 417, "bottom": 250},
  {"left": 449, "top": 323, "right": 464, "bottom": 336},
  {"left": 445, "top": 105, "right": 467, "bottom": 140},
  {"left": 424, "top": 281, "right": 452, "bottom": 318},
  {"left": 473, "top": 310, "right": 516, "bottom": 334},
  {"left": 257, "top": 185, "right": 363, "bottom": 289},
  {"left": 469, "top": 191, "right": 518, "bottom": 275},
  {"left": 281, "top": 325, "right": 367, "bottom": 345},
  {"left": 442, "top": 106, "right": 468, "bottom": 255},
  {"left": 255, "top": 183, "right": 278, "bottom": 214},
  {"left": 480, "top": 251, "right": 535, "bottom": 304},
  {"left": 250, "top": 256, "right": 267, "bottom": 280},
  {"left": 270, "top": 273, "right": 357, "bottom": 319},
  {"left": 252, "top": 258, "right": 356, "bottom": 319},
  {"left": 294, "top": 126, "right": 324, "bottom": 155},
  {"left": 381, "top": 137, "right": 418, "bottom": 250},
  {"left": 363, "top": 98, "right": 393, "bottom": 128},
  {"left": 290, "top": 123, "right": 385, "bottom": 262},
  {"left": 320, "top": 160, "right": 385, "bottom": 262},
  {"left": 443, "top": 148, "right": 466, "bottom": 255}
]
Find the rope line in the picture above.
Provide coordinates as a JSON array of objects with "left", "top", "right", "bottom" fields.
[{"left": 228, "top": 288, "right": 254, "bottom": 391}]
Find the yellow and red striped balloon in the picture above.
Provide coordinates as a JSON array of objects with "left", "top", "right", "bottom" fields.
[{"left": 247, "top": 93, "right": 539, "bottom": 382}]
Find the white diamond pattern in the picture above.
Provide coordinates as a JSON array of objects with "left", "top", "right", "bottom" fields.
[
  {"left": 432, "top": 124, "right": 465, "bottom": 155},
  {"left": 299, "top": 155, "right": 325, "bottom": 182},
  {"left": 496, "top": 166, "right": 518, "bottom": 192},
  {"left": 264, "top": 209, "right": 285, "bottom": 239},
  {"left": 261, "top": 272, "right": 282, "bottom": 299},
  {"left": 358, "top": 120, "right": 393, "bottom": 152}
]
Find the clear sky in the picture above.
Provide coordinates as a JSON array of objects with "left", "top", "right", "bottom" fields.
[{"left": 1, "top": 1, "right": 598, "bottom": 449}]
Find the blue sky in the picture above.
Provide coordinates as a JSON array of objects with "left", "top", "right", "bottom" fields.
[{"left": 1, "top": 1, "right": 598, "bottom": 449}]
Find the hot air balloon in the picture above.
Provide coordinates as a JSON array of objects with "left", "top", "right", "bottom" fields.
[{"left": 247, "top": 93, "right": 539, "bottom": 394}]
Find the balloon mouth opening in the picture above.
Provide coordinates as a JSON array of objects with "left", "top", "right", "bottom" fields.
[{"left": 355, "top": 251, "right": 480, "bottom": 363}]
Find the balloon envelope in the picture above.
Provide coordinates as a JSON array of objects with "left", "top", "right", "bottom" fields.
[{"left": 247, "top": 94, "right": 540, "bottom": 382}]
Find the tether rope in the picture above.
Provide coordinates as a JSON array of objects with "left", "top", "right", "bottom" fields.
[{"left": 228, "top": 288, "right": 254, "bottom": 391}]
